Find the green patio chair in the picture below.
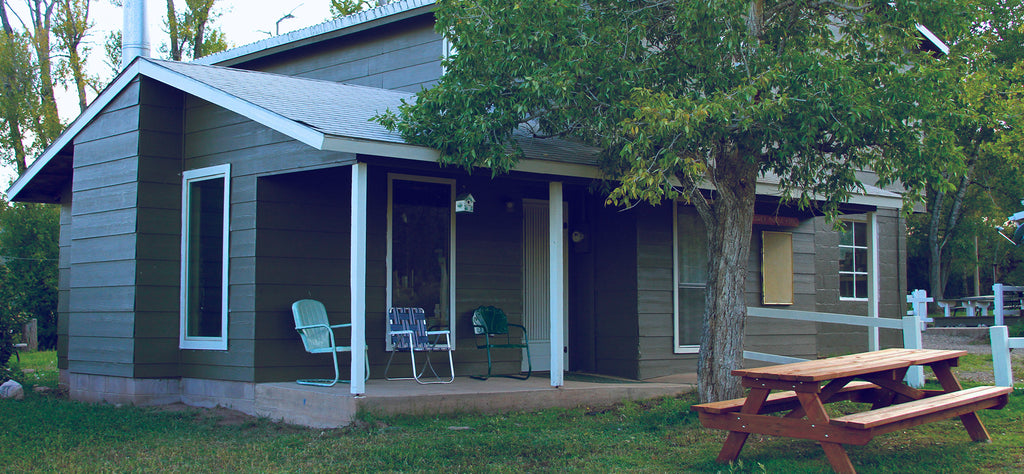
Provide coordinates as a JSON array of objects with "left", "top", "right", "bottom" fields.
[
  {"left": 291, "top": 299, "right": 369, "bottom": 387},
  {"left": 471, "top": 305, "right": 531, "bottom": 380}
]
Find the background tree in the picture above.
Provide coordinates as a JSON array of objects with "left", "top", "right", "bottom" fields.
[
  {"left": 379, "top": 0, "right": 972, "bottom": 401},
  {"left": 0, "top": 26, "right": 39, "bottom": 174},
  {"left": 0, "top": 200, "right": 59, "bottom": 359},
  {"left": 2, "top": 0, "right": 63, "bottom": 143},
  {"left": 330, "top": 0, "right": 396, "bottom": 18},
  {"left": 52, "top": 0, "right": 93, "bottom": 112},
  {"left": 906, "top": 1, "right": 1024, "bottom": 302},
  {"left": 163, "top": 0, "right": 226, "bottom": 61}
]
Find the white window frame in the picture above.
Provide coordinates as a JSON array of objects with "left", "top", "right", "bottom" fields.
[
  {"left": 673, "top": 200, "right": 703, "bottom": 354},
  {"left": 179, "top": 164, "right": 231, "bottom": 351},
  {"left": 839, "top": 218, "right": 870, "bottom": 301},
  {"left": 386, "top": 174, "right": 457, "bottom": 349},
  {"left": 441, "top": 36, "right": 456, "bottom": 75}
]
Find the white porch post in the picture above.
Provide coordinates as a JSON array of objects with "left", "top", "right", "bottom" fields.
[
  {"left": 549, "top": 181, "right": 564, "bottom": 387},
  {"left": 350, "top": 163, "right": 368, "bottom": 395},
  {"left": 868, "top": 212, "right": 880, "bottom": 351}
]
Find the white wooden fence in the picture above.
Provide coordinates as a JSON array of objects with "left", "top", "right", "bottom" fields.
[
  {"left": 992, "top": 283, "right": 1024, "bottom": 326},
  {"left": 990, "top": 326, "right": 1024, "bottom": 387},
  {"left": 744, "top": 307, "right": 926, "bottom": 387}
]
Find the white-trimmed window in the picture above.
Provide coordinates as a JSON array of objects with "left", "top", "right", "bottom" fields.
[
  {"left": 673, "top": 202, "right": 707, "bottom": 354},
  {"left": 386, "top": 174, "right": 456, "bottom": 346},
  {"left": 839, "top": 220, "right": 869, "bottom": 300},
  {"left": 180, "top": 164, "right": 231, "bottom": 350}
]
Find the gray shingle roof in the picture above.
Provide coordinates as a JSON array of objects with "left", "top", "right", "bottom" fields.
[{"left": 153, "top": 59, "right": 413, "bottom": 145}]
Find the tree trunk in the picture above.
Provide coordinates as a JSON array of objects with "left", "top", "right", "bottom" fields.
[
  {"left": 69, "top": 45, "right": 85, "bottom": 111},
  {"left": 166, "top": 0, "right": 180, "bottom": 60},
  {"left": 0, "top": 8, "right": 29, "bottom": 173},
  {"left": 30, "top": 0, "right": 60, "bottom": 142},
  {"left": 694, "top": 141, "right": 759, "bottom": 403}
]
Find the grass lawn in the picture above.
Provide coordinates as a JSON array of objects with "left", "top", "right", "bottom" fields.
[{"left": 2, "top": 352, "right": 1023, "bottom": 473}]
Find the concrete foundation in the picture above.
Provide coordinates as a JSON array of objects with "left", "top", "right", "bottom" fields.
[{"left": 65, "top": 373, "right": 696, "bottom": 428}]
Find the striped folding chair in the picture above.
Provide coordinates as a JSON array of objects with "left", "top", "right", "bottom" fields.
[{"left": 384, "top": 307, "right": 454, "bottom": 384}]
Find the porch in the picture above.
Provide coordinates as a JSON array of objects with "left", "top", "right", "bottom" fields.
[{"left": 251, "top": 374, "right": 696, "bottom": 428}]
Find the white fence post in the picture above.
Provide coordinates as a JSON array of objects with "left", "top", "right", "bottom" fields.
[
  {"left": 907, "top": 289, "right": 933, "bottom": 331},
  {"left": 902, "top": 316, "right": 924, "bottom": 387},
  {"left": 991, "top": 325, "right": 1013, "bottom": 387},
  {"left": 993, "top": 283, "right": 1005, "bottom": 326}
]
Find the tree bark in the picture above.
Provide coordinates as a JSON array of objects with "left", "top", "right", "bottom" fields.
[
  {"left": 927, "top": 163, "right": 974, "bottom": 305},
  {"left": 0, "top": 6, "right": 29, "bottom": 173},
  {"left": 166, "top": 0, "right": 179, "bottom": 60},
  {"left": 29, "top": 0, "right": 60, "bottom": 142},
  {"left": 693, "top": 140, "right": 759, "bottom": 403}
]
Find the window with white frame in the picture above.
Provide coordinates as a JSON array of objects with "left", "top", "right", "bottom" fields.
[
  {"left": 674, "top": 203, "right": 707, "bottom": 353},
  {"left": 387, "top": 175, "right": 456, "bottom": 345},
  {"left": 839, "top": 221, "right": 869, "bottom": 300},
  {"left": 180, "top": 164, "right": 230, "bottom": 350}
]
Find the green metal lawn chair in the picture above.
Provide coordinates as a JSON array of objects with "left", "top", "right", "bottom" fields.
[
  {"left": 471, "top": 305, "right": 531, "bottom": 380},
  {"left": 291, "top": 299, "right": 369, "bottom": 387}
]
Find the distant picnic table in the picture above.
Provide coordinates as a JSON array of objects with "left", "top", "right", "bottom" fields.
[{"left": 936, "top": 296, "right": 994, "bottom": 317}]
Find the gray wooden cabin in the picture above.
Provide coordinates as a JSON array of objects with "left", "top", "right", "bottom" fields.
[{"left": 6, "top": 0, "right": 907, "bottom": 407}]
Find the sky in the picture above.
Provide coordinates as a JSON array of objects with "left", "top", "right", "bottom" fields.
[{"left": 3, "top": 0, "right": 338, "bottom": 190}]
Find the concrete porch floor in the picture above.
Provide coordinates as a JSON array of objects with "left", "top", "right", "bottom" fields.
[{"left": 253, "top": 373, "right": 697, "bottom": 428}]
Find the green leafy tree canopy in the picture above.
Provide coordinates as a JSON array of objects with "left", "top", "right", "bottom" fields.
[{"left": 378, "top": 0, "right": 973, "bottom": 401}]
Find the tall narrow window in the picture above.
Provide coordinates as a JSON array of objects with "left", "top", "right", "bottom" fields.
[
  {"left": 839, "top": 221, "right": 868, "bottom": 300},
  {"left": 674, "top": 204, "right": 707, "bottom": 353},
  {"left": 387, "top": 175, "right": 455, "bottom": 344},
  {"left": 180, "top": 164, "right": 230, "bottom": 350}
]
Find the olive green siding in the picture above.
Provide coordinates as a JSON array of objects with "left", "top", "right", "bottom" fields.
[
  {"left": 67, "top": 79, "right": 144, "bottom": 378},
  {"left": 233, "top": 15, "right": 443, "bottom": 92},
  {"left": 591, "top": 202, "right": 640, "bottom": 379},
  {"left": 179, "top": 95, "right": 358, "bottom": 382},
  {"left": 814, "top": 209, "right": 907, "bottom": 355}
]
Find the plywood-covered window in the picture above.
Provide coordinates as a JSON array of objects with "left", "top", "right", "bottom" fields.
[
  {"left": 180, "top": 164, "right": 230, "bottom": 350},
  {"left": 674, "top": 204, "right": 706, "bottom": 354},
  {"left": 761, "top": 231, "right": 794, "bottom": 305}
]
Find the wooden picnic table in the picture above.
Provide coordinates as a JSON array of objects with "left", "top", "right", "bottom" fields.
[{"left": 692, "top": 348, "right": 1011, "bottom": 474}]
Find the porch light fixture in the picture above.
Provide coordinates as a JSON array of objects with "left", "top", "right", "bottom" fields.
[{"left": 455, "top": 193, "right": 475, "bottom": 213}]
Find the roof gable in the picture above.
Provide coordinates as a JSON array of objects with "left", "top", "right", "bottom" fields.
[{"left": 195, "top": 0, "right": 437, "bottom": 68}]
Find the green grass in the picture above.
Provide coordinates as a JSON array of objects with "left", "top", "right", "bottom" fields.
[{"left": 2, "top": 352, "right": 1023, "bottom": 473}]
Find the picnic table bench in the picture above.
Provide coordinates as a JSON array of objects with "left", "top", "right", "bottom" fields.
[
  {"left": 937, "top": 297, "right": 993, "bottom": 317},
  {"left": 692, "top": 348, "right": 1011, "bottom": 474}
]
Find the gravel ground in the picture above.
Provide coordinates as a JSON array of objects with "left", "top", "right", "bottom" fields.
[{"left": 922, "top": 327, "right": 1024, "bottom": 384}]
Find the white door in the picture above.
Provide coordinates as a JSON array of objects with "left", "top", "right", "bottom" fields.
[{"left": 523, "top": 200, "right": 568, "bottom": 372}]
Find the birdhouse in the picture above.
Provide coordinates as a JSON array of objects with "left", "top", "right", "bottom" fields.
[{"left": 455, "top": 193, "right": 475, "bottom": 213}]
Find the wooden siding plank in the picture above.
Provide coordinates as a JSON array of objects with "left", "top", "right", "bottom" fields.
[
  {"left": 71, "top": 183, "right": 139, "bottom": 215},
  {"left": 68, "top": 335, "right": 133, "bottom": 364},
  {"left": 69, "top": 209, "right": 137, "bottom": 239},
  {"left": 75, "top": 107, "right": 141, "bottom": 144},
  {"left": 72, "top": 160, "right": 139, "bottom": 192},
  {"left": 68, "top": 261, "right": 137, "bottom": 288},
  {"left": 68, "top": 286, "right": 136, "bottom": 313},
  {"left": 69, "top": 234, "right": 137, "bottom": 264},
  {"left": 69, "top": 313, "right": 135, "bottom": 338},
  {"left": 72, "top": 133, "right": 140, "bottom": 168}
]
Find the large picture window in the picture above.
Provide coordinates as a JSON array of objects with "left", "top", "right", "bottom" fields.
[
  {"left": 180, "top": 164, "right": 230, "bottom": 350},
  {"left": 674, "top": 203, "right": 707, "bottom": 353},
  {"left": 839, "top": 221, "right": 868, "bottom": 300},
  {"left": 387, "top": 175, "right": 455, "bottom": 344}
]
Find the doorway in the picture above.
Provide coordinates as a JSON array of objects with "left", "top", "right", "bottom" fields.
[{"left": 522, "top": 200, "right": 568, "bottom": 372}]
